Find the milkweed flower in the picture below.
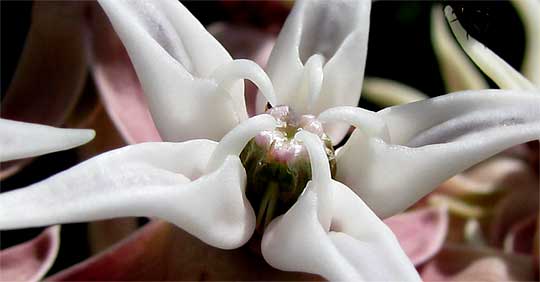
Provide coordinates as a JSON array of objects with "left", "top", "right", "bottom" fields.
[{"left": 0, "top": 0, "right": 539, "bottom": 280}]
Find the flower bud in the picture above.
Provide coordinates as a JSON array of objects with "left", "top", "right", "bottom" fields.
[{"left": 240, "top": 106, "right": 336, "bottom": 234}]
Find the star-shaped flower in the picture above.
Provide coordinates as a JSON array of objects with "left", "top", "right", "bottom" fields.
[{"left": 0, "top": 0, "right": 538, "bottom": 280}]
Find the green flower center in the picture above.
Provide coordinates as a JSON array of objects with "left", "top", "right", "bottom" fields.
[{"left": 240, "top": 106, "right": 336, "bottom": 234}]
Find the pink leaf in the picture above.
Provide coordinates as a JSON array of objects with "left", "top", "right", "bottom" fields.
[
  {"left": 49, "top": 220, "right": 318, "bottom": 281},
  {"left": 0, "top": 226, "right": 60, "bottom": 282}
]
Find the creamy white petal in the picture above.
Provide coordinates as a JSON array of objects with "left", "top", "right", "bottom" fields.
[
  {"left": 0, "top": 118, "right": 95, "bottom": 162},
  {"left": 512, "top": 0, "right": 540, "bottom": 86},
  {"left": 262, "top": 181, "right": 420, "bottom": 281},
  {"left": 0, "top": 140, "right": 255, "bottom": 249},
  {"left": 336, "top": 90, "right": 540, "bottom": 218},
  {"left": 97, "top": 0, "right": 252, "bottom": 142},
  {"left": 431, "top": 6, "right": 488, "bottom": 92},
  {"left": 262, "top": 131, "right": 419, "bottom": 281},
  {"left": 257, "top": 0, "right": 371, "bottom": 143},
  {"left": 444, "top": 6, "right": 536, "bottom": 91},
  {"left": 361, "top": 77, "right": 429, "bottom": 107}
]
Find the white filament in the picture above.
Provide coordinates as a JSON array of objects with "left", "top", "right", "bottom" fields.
[
  {"left": 318, "top": 107, "right": 390, "bottom": 141},
  {"left": 206, "top": 114, "right": 277, "bottom": 172},
  {"left": 212, "top": 59, "right": 278, "bottom": 112}
]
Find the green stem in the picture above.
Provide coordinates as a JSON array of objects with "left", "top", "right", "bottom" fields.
[
  {"left": 256, "top": 181, "right": 279, "bottom": 230},
  {"left": 264, "top": 182, "right": 279, "bottom": 228}
]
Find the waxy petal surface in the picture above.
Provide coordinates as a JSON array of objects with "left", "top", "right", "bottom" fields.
[
  {"left": 97, "top": 0, "right": 250, "bottom": 142},
  {"left": 0, "top": 119, "right": 95, "bottom": 162},
  {"left": 258, "top": 0, "right": 371, "bottom": 144},
  {"left": 336, "top": 90, "right": 540, "bottom": 218},
  {"left": 89, "top": 3, "right": 161, "bottom": 144},
  {"left": 0, "top": 140, "right": 254, "bottom": 249},
  {"left": 0, "top": 226, "right": 60, "bottom": 282},
  {"left": 262, "top": 181, "right": 420, "bottom": 281}
]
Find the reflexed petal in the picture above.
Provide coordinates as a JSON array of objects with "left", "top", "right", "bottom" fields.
[
  {"left": 444, "top": 6, "right": 536, "bottom": 91},
  {"left": 335, "top": 90, "right": 540, "bottom": 218},
  {"left": 512, "top": 0, "right": 540, "bottom": 85},
  {"left": 431, "top": 5, "right": 488, "bottom": 92},
  {"left": 258, "top": 0, "right": 371, "bottom": 143},
  {"left": 421, "top": 244, "right": 535, "bottom": 281},
  {"left": 98, "top": 0, "right": 272, "bottom": 141},
  {"left": 0, "top": 119, "right": 95, "bottom": 162},
  {"left": 361, "top": 77, "right": 428, "bottom": 107},
  {"left": 384, "top": 207, "right": 448, "bottom": 266},
  {"left": 0, "top": 226, "right": 60, "bottom": 282},
  {"left": 262, "top": 181, "right": 420, "bottom": 281},
  {"left": 0, "top": 140, "right": 254, "bottom": 249}
]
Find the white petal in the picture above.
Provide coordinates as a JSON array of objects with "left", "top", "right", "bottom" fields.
[
  {"left": 444, "top": 6, "right": 536, "bottom": 91},
  {"left": 430, "top": 6, "right": 488, "bottom": 92},
  {"left": 336, "top": 90, "right": 540, "bottom": 218},
  {"left": 261, "top": 181, "right": 420, "bottom": 281},
  {"left": 0, "top": 140, "right": 254, "bottom": 249},
  {"left": 361, "top": 77, "right": 429, "bottom": 107},
  {"left": 512, "top": 0, "right": 540, "bottom": 86},
  {"left": 0, "top": 119, "right": 95, "bottom": 162},
  {"left": 257, "top": 0, "right": 371, "bottom": 143},
  {"left": 97, "top": 0, "right": 252, "bottom": 142}
]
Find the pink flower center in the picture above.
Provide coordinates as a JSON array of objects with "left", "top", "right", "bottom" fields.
[{"left": 240, "top": 106, "right": 336, "bottom": 234}]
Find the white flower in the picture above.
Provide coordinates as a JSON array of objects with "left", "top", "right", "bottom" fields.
[{"left": 0, "top": 0, "right": 539, "bottom": 281}]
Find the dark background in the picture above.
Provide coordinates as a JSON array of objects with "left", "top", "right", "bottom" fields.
[{"left": 0, "top": 0, "right": 526, "bottom": 276}]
